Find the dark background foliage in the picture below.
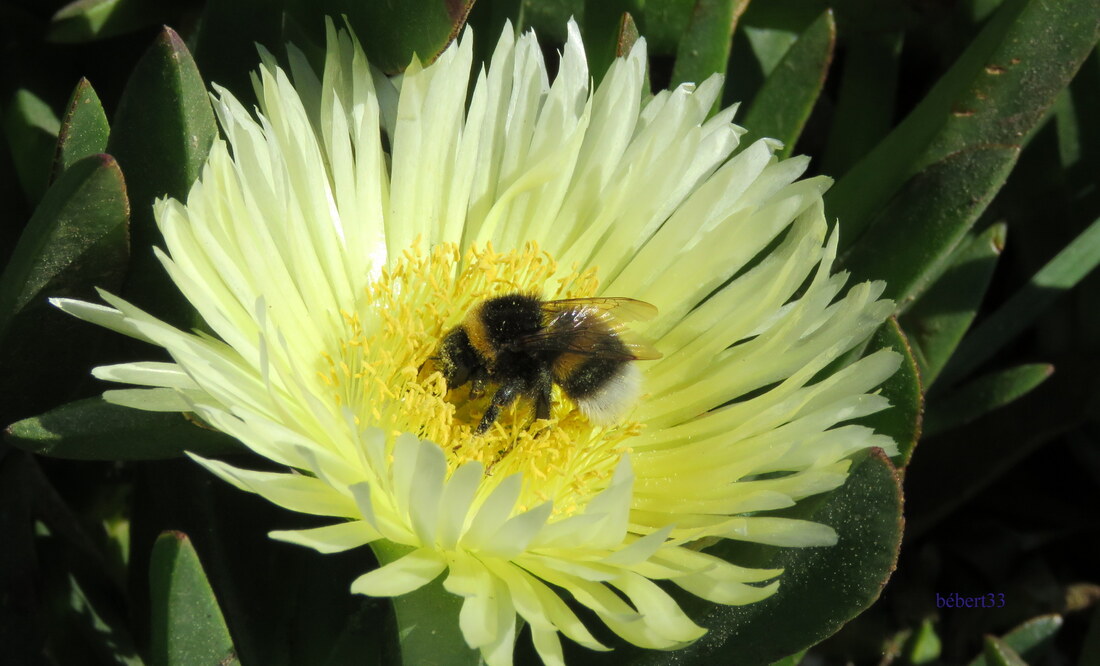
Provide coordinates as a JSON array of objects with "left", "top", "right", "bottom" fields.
[{"left": 1, "top": 0, "right": 1098, "bottom": 664}]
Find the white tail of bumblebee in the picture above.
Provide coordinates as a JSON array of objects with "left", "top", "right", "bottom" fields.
[{"left": 575, "top": 363, "right": 642, "bottom": 425}]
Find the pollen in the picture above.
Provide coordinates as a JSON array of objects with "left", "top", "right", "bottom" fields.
[{"left": 317, "top": 242, "right": 638, "bottom": 512}]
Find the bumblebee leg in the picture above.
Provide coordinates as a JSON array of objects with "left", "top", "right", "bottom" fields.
[
  {"left": 476, "top": 380, "right": 523, "bottom": 435},
  {"left": 469, "top": 366, "right": 490, "bottom": 400},
  {"left": 533, "top": 367, "right": 553, "bottom": 421}
]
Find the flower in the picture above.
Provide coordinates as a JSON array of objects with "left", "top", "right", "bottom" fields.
[{"left": 55, "top": 19, "right": 900, "bottom": 666}]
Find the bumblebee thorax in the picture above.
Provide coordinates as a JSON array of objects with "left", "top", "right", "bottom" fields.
[{"left": 464, "top": 293, "right": 544, "bottom": 361}]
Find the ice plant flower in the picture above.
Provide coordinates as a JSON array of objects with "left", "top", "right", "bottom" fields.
[{"left": 56, "top": 19, "right": 900, "bottom": 665}]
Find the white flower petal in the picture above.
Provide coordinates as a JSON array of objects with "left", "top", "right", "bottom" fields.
[
  {"left": 478, "top": 501, "right": 553, "bottom": 558},
  {"left": 461, "top": 473, "right": 522, "bottom": 550},
  {"left": 437, "top": 461, "right": 484, "bottom": 550},
  {"left": 269, "top": 520, "right": 380, "bottom": 553},
  {"left": 351, "top": 548, "right": 447, "bottom": 596},
  {"left": 102, "top": 388, "right": 192, "bottom": 412},
  {"left": 718, "top": 516, "right": 840, "bottom": 546},
  {"left": 93, "top": 361, "right": 198, "bottom": 389},
  {"left": 188, "top": 453, "right": 357, "bottom": 517}
]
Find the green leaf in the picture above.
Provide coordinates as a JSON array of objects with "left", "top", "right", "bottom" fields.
[
  {"left": 980, "top": 636, "right": 1028, "bottom": 666},
  {"left": 820, "top": 28, "right": 903, "bottom": 176},
  {"left": 0, "top": 154, "right": 127, "bottom": 338},
  {"left": 828, "top": 0, "right": 1100, "bottom": 250},
  {"left": 938, "top": 214, "right": 1100, "bottom": 388},
  {"left": 3, "top": 88, "right": 60, "bottom": 205},
  {"left": 4, "top": 396, "right": 244, "bottom": 460},
  {"left": 969, "top": 614, "right": 1062, "bottom": 666},
  {"left": 670, "top": 0, "right": 750, "bottom": 93},
  {"left": 639, "top": 0, "right": 694, "bottom": 55},
  {"left": 583, "top": 0, "right": 644, "bottom": 86},
  {"left": 47, "top": 0, "right": 169, "bottom": 43},
  {"left": 190, "top": 0, "right": 289, "bottom": 101},
  {"left": 337, "top": 0, "right": 476, "bottom": 74},
  {"left": 841, "top": 145, "right": 1018, "bottom": 311},
  {"left": 900, "top": 222, "right": 1005, "bottom": 388},
  {"left": 721, "top": 0, "right": 830, "bottom": 109},
  {"left": 740, "top": 9, "right": 836, "bottom": 158},
  {"left": 904, "top": 618, "right": 942, "bottom": 664},
  {"left": 18, "top": 453, "right": 144, "bottom": 665},
  {"left": 905, "top": 346, "right": 1097, "bottom": 537},
  {"left": 0, "top": 153, "right": 129, "bottom": 424},
  {"left": 128, "top": 460, "right": 385, "bottom": 665},
  {"left": 369, "top": 540, "right": 475, "bottom": 666},
  {"left": 856, "top": 318, "right": 923, "bottom": 468},
  {"left": 149, "top": 531, "right": 238, "bottom": 666},
  {"left": 604, "top": 449, "right": 903, "bottom": 665},
  {"left": 516, "top": 0, "right": 581, "bottom": 44},
  {"left": 50, "top": 78, "right": 110, "bottom": 182},
  {"left": 108, "top": 26, "right": 217, "bottom": 329},
  {"left": 768, "top": 649, "right": 807, "bottom": 666},
  {"left": 924, "top": 363, "right": 1053, "bottom": 437}
]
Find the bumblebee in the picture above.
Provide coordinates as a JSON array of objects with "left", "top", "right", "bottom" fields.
[{"left": 430, "top": 293, "right": 661, "bottom": 434}]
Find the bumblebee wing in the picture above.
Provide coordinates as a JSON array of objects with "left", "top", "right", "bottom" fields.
[
  {"left": 515, "top": 329, "right": 662, "bottom": 360},
  {"left": 515, "top": 297, "right": 662, "bottom": 360},
  {"left": 541, "top": 297, "right": 659, "bottom": 323}
]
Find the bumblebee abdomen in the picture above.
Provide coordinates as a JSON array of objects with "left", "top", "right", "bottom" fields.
[{"left": 556, "top": 355, "right": 641, "bottom": 425}]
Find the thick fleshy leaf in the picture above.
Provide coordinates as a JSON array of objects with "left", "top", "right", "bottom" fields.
[
  {"left": 149, "top": 531, "right": 238, "bottom": 666},
  {"left": 50, "top": 78, "right": 110, "bottom": 182},
  {"left": 0, "top": 154, "right": 127, "bottom": 337},
  {"left": 0, "top": 153, "right": 128, "bottom": 424},
  {"left": 968, "top": 614, "right": 1062, "bottom": 666},
  {"left": 720, "top": 1, "right": 829, "bottom": 109},
  {"left": 820, "top": 28, "right": 902, "bottom": 176},
  {"left": 768, "top": 649, "right": 808, "bottom": 666},
  {"left": 3, "top": 88, "right": 60, "bottom": 205},
  {"left": 900, "top": 222, "right": 1005, "bottom": 389},
  {"left": 517, "top": 0, "right": 694, "bottom": 57},
  {"left": 190, "top": 0, "right": 289, "bottom": 100},
  {"left": 670, "top": 0, "right": 750, "bottom": 92},
  {"left": 937, "top": 214, "right": 1100, "bottom": 388},
  {"left": 319, "top": 0, "right": 476, "bottom": 74},
  {"left": 47, "top": 0, "right": 169, "bottom": 43},
  {"left": 369, "top": 539, "right": 476, "bottom": 666},
  {"left": 12, "top": 452, "right": 143, "bottom": 665},
  {"left": 107, "top": 26, "right": 216, "bottom": 328},
  {"left": 126, "top": 458, "right": 383, "bottom": 665},
  {"left": 582, "top": 1, "right": 643, "bottom": 86},
  {"left": 829, "top": 0, "right": 1100, "bottom": 249},
  {"left": 840, "top": 145, "right": 1017, "bottom": 312},
  {"left": 924, "top": 363, "right": 1053, "bottom": 437},
  {"left": 584, "top": 449, "right": 903, "bottom": 665},
  {"left": 981, "top": 636, "right": 1028, "bottom": 666},
  {"left": 740, "top": 9, "right": 835, "bottom": 159},
  {"left": 905, "top": 347, "right": 1098, "bottom": 537},
  {"left": 5, "top": 396, "right": 244, "bottom": 460},
  {"left": 904, "top": 618, "right": 942, "bottom": 664},
  {"left": 854, "top": 318, "right": 922, "bottom": 468}
]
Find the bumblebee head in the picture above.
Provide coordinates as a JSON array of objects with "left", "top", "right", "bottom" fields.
[{"left": 435, "top": 326, "right": 481, "bottom": 389}]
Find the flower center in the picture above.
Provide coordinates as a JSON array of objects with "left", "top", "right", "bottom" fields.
[{"left": 318, "top": 243, "right": 640, "bottom": 513}]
